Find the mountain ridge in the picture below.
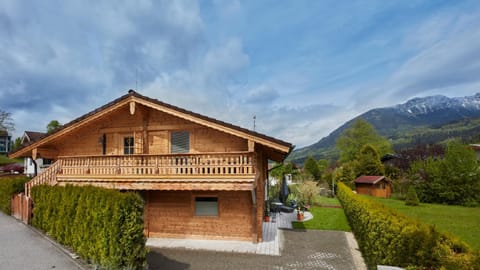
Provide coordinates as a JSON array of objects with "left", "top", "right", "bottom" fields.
[{"left": 289, "top": 92, "right": 480, "bottom": 163}]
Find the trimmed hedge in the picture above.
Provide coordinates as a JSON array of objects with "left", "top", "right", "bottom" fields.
[
  {"left": 337, "top": 182, "right": 479, "bottom": 270},
  {"left": 0, "top": 176, "right": 29, "bottom": 214},
  {"left": 31, "top": 185, "right": 147, "bottom": 269}
]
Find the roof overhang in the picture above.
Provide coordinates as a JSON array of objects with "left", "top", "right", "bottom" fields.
[{"left": 10, "top": 90, "right": 292, "bottom": 160}]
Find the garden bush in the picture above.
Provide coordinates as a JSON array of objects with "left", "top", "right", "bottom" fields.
[
  {"left": 405, "top": 185, "right": 420, "bottom": 206},
  {"left": 0, "top": 176, "right": 29, "bottom": 214},
  {"left": 31, "top": 185, "right": 147, "bottom": 269},
  {"left": 337, "top": 182, "right": 478, "bottom": 270}
]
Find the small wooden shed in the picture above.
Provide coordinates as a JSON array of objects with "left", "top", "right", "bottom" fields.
[{"left": 354, "top": 175, "right": 391, "bottom": 198}]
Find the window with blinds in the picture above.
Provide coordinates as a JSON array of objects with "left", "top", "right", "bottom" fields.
[
  {"left": 195, "top": 197, "right": 218, "bottom": 216},
  {"left": 171, "top": 131, "right": 190, "bottom": 153}
]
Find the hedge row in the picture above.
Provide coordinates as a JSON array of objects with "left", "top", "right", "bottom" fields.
[
  {"left": 0, "top": 176, "right": 29, "bottom": 214},
  {"left": 337, "top": 182, "right": 479, "bottom": 270},
  {"left": 31, "top": 185, "right": 147, "bottom": 269}
]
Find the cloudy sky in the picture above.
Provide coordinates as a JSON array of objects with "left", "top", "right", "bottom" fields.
[{"left": 2, "top": 1, "right": 480, "bottom": 148}]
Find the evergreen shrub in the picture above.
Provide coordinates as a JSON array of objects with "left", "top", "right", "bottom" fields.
[
  {"left": 31, "top": 185, "right": 147, "bottom": 269},
  {"left": 337, "top": 182, "right": 478, "bottom": 270},
  {"left": 0, "top": 176, "right": 29, "bottom": 214},
  {"left": 405, "top": 186, "right": 420, "bottom": 206}
]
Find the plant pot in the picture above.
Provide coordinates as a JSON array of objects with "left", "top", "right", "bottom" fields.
[
  {"left": 297, "top": 213, "right": 304, "bottom": 221},
  {"left": 264, "top": 216, "right": 270, "bottom": 222}
]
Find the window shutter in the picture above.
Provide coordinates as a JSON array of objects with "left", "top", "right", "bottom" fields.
[{"left": 171, "top": 131, "right": 190, "bottom": 154}]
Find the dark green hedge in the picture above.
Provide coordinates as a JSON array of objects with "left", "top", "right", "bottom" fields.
[
  {"left": 0, "top": 176, "right": 29, "bottom": 214},
  {"left": 337, "top": 182, "right": 478, "bottom": 270},
  {"left": 31, "top": 185, "right": 147, "bottom": 269}
]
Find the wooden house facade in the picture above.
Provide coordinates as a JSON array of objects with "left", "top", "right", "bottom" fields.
[
  {"left": 10, "top": 90, "right": 292, "bottom": 242},
  {"left": 354, "top": 175, "right": 391, "bottom": 198}
]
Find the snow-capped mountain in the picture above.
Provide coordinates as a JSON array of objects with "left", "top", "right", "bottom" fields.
[
  {"left": 395, "top": 93, "right": 480, "bottom": 116},
  {"left": 289, "top": 93, "right": 480, "bottom": 163}
]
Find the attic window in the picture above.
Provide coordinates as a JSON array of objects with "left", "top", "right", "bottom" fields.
[
  {"left": 171, "top": 131, "right": 190, "bottom": 154},
  {"left": 124, "top": 137, "right": 134, "bottom": 155}
]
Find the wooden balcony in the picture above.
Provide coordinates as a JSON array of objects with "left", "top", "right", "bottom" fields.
[{"left": 26, "top": 152, "right": 256, "bottom": 196}]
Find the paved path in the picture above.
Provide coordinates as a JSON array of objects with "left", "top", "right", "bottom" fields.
[
  {"left": 148, "top": 229, "right": 366, "bottom": 270},
  {"left": 0, "top": 212, "right": 83, "bottom": 270}
]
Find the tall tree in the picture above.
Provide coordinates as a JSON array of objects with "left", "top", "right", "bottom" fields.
[
  {"left": 336, "top": 119, "right": 392, "bottom": 163},
  {"left": 355, "top": 144, "right": 385, "bottom": 176},
  {"left": 304, "top": 156, "right": 321, "bottom": 181},
  {"left": 46, "top": 120, "right": 62, "bottom": 133},
  {"left": 0, "top": 110, "right": 14, "bottom": 132},
  {"left": 410, "top": 141, "right": 480, "bottom": 205},
  {"left": 12, "top": 137, "right": 22, "bottom": 151}
]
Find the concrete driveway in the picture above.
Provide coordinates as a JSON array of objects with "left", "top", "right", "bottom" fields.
[
  {"left": 0, "top": 212, "right": 84, "bottom": 270},
  {"left": 148, "top": 229, "right": 366, "bottom": 270}
]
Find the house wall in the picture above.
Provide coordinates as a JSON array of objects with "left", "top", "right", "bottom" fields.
[
  {"left": 52, "top": 104, "right": 248, "bottom": 157},
  {"left": 147, "top": 190, "right": 253, "bottom": 240},
  {"left": 355, "top": 182, "right": 392, "bottom": 198},
  {"left": 355, "top": 184, "right": 373, "bottom": 196}
]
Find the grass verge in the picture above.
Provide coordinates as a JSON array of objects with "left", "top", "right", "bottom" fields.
[
  {"left": 292, "top": 206, "right": 351, "bottom": 231},
  {"left": 368, "top": 196, "right": 480, "bottom": 251}
]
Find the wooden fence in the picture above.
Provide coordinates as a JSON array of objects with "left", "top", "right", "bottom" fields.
[{"left": 10, "top": 193, "right": 32, "bottom": 224}]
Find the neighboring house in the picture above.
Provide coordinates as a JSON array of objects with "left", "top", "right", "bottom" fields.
[
  {"left": 10, "top": 90, "right": 292, "bottom": 242},
  {"left": 21, "top": 131, "right": 48, "bottom": 176},
  {"left": 0, "top": 129, "right": 11, "bottom": 154},
  {"left": 354, "top": 175, "right": 391, "bottom": 198},
  {"left": 469, "top": 144, "right": 480, "bottom": 159}
]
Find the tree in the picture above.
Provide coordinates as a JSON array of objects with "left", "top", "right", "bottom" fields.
[
  {"left": 0, "top": 110, "right": 14, "bottom": 133},
  {"left": 336, "top": 119, "right": 392, "bottom": 163},
  {"left": 12, "top": 137, "right": 22, "bottom": 151},
  {"left": 355, "top": 144, "right": 385, "bottom": 176},
  {"left": 410, "top": 141, "right": 480, "bottom": 206},
  {"left": 270, "top": 162, "right": 298, "bottom": 180},
  {"left": 46, "top": 120, "right": 62, "bottom": 133},
  {"left": 304, "top": 156, "right": 321, "bottom": 181},
  {"left": 405, "top": 185, "right": 420, "bottom": 206},
  {"left": 333, "top": 162, "right": 357, "bottom": 189}
]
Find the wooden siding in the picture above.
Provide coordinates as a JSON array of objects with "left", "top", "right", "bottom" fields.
[
  {"left": 44, "top": 104, "right": 248, "bottom": 158},
  {"left": 147, "top": 190, "right": 253, "bottom": 241},
  {"left": 355, "top": 181, "right": 392, "bottom": 198}
]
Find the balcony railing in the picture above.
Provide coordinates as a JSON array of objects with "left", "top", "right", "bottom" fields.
[{"left": 26, "top": 152, "right": 256, "bottom": 196}]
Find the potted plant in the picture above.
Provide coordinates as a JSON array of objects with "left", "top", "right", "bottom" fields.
[
  {"left": 296, "top": 205, "right": 304, "bottom": 221},
  {"left": 264, "top": 210, "right": 271, "bottom": 222}
]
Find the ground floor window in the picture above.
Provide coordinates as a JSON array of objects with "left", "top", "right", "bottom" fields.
[{"left": 195, "top": 197, "right": 218, "bottom": 216}]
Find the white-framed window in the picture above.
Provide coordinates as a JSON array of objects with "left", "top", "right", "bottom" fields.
[
  {"left": 124, "top": 137, "right": 134, "bottom": 155},
  {"left": 195, "top": 197, "right": 218, "bottom": 216},
  {"left": 171, "top": 131, "right": 190, "bottom": 154}
]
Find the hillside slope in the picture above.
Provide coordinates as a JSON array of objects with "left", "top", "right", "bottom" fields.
[{"left": 289, "top": 93, "right": 480, "bottom": 163}]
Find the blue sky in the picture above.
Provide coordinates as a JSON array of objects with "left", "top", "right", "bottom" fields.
[{"left": 1, "top": 1, "right": 480, "bottom": 147}]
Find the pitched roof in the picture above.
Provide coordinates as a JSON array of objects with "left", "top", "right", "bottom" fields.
[
  {"left": 24, "top": 131, "right": 47, "bottom": 143},
  {"left": 10, "top": 90, "right": 292, "bottom": 159},
  {"left": 354, "top": 175, "right": 386, "bottom": 184}
]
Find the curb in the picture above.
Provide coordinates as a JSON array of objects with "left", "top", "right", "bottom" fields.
[
  {"left": 345, "top": 232, "right": 368, "bottom": 270},
  {"left": 14, "top": 217, "right": 91, "bottom": 270}
]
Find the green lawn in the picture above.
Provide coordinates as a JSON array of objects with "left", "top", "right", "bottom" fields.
[
  {"left": 368, "top": 196, "right": 480, "bottom": 251},
  {"left": 312, "top": 195, "right": 342, "bottom": 207},
  {"left": 292, "top": 206, "right": 351, "bottom": 231},
  {"left": 0, "top": 155, "right": 22, "bottom": 166}
]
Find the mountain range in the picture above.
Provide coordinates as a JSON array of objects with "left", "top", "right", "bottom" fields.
[{"left": 288, "top": 93, "right": 480, "bottom": 163}]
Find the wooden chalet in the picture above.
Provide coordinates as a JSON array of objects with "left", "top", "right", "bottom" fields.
[
  {"left": 354, "top": 175, "right": 391, "bottom": 198},
  {"left": 9, "top": 90, "right": 292, "bottom": 242}
]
